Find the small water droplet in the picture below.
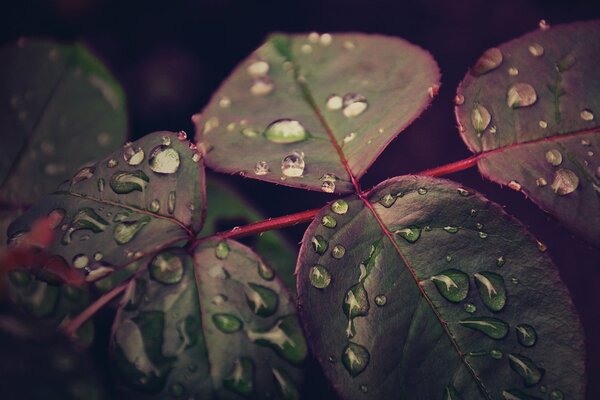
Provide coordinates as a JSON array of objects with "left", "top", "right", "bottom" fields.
[
  {"left": 272, "top": 368, "right": 300, "bottom": 400},
  {"left": 511, "top": 277, "right": 520, "bottom": 284},
  {"left": 528, "top": 43, "right": 544, "bottom": 57},
  {"left": 301, "top": 43, "right": 313, "bottom": 54},
  {"left": 123, "top": 142, "right": 144, "bottom": 166},
  {"left": 344, "top": 40, "right": 356, "bottom": 50},
  {"left": 321, "top": 181, "right": 335, "bottom": 193},
  {"left": 464, "top": 303, "right": 477, "bottom": 313},
  {"left": 342, "top": 93, "right": 368, "bottom": 118},
  {"left": 395, "top": 226, "right": 421, "bottom": 243},
  {"left": 215, "top": 241, "right": 230, "bottom": 259},
  {"left": 443, "top": 225, "right": 459, "bottom": 234},
  {"left": 496, "top": 256, "right": 506, "bottom": 267},
  {"left": 556, "top": 53, "right": 576, "bottom": 72},
  {"left": 478, "top": 231, "right": 488, "bottom": 239},
  {"left": 508, "top": 67, "right": 519, "bottom": 76},
  {"left": 342, "top": 342, "right": 370, "bottom": 377},
  {"left": 253, "top": 161, "right": 270, "bottom": 176},
  {"left": 326, "top": 94, "right": 343, "bottom": 110},
  {"left": 545, "top": 149, "right": 563, "bottom": 166},
  {"left": 490, "top": 349, "right": 503, "bottom": 359},
  {"left": 457, "top": 187, "right": 471, "bottom": 197},
  {"left": 331, "top": 199, "right": 349, "bottom": 215},
  {"left": 223, "top": 357, "right": 254, "bottom": 396},
  {"left": 508, "top": 180, "right": 522, "bottom": 191},
  {"left": 167, "top": 191, "right": 176, "bottom": 214},
  {"left": 331, "top": 244, "right": 346, "bottom": 259},
  {"left": 474, "top": 272, "right": 506, "bottom": 312},
  {"left": 472, "top": 47, "right": 503, "bottom": 75},
  {"left": 580, "top": 109, "right": 594, "bottom": 121},
  {"left": 149, "top": 145, "right": 181, "bottom": 174},
  {"left": 321, "top": 215, "right": 337, "bottom": 228},
  {"left": 247, "top": 60, "right": 269, "bottom": 77},
  {"left": 454, "top": 94, "right": 465, "bottom": 105},
  {"left": 430, "top": 269, "right": 469, "bottom": 303},
  {"left": 549, "top": 389, "right": 564, "bottom": 400},
  {"left": 343, "top": 132, "right": 357, "bottom": 144},
  {"left": 264, "top": 119, "right": 309, "bottom": 144},
  {"left": 508, "top": 353, "right": 545, "bottom": 386},
  {"left": 417, "top": 187, "right": 428, "bottom": 195},
  {"left": 507, "top": 83, "right": 537, "bottom": 108},
  {"left": 310, "top": 265, "right": 331, "bottom": 288},
  {"left": 551, "top": 168, "right": 579, "bottom": 195},
  {"left": 246, "top": 315, "right": 307, "bottom": 364},
  {"left": 539, "top": 19, "right": 550, "bottom": 30},
  {"left": 428, "top": 84, "right": 440, "bottom": 98},
  {"left": 359, "top": 384, "right": 368, "bottom": 393},
  {"left": 536, "top": 177, "right": 547, "bottom": 187},
  {"left": 241, "top": 127, "right": 259, "bottom": 138},
  {"left": 149, "top": 251, "right": 184, "bottom": 284},
  {"left": 106, "top": 158, "right": 118, "bottom": 168},
  {"left": 93, "top": 252, "right": 103, "bottom": 261},
  {"left": 109, "top": 170, "right": 149, "bottom": 194},
  {"left": 328, "top": 355, "right": 336, "bottom": 363},
  {"left": 459, "top": 317, "right": 509, "bottom": 339},
  {"left": 212, "top": 294, "right": 228, "bottom": 305},
  {"left": 471, "top": 104, "right": 491, "bottom": 134},
  {"left": 311, "top": 235, "right": 328, "bottom": 254},
  {"left": 148, "top": 199, "right": 160, "bottom": 213},
  {"left": 515, "top": 323, "right": 537, "bottom": 347},
  {"left": 320, "top": 33, "right": 332, "bottom": 46},
  {"left": 218, "top": 96, "right": 231, "bottom": 108},
  {"left": 72, "top": 254, "right": 89, "bottom": 269},
  {"left": 61, "top": 208, "right": 109, "bottom": 245},
  {"left": 581, "top": 139, "right": 591, "bottom": 146},
  {"left": 251, "top": 77, "right": 274, "bottom": 96},
  {"left": 257, "top": 262, "right": 274, "bottom": 281},
  {"left": 213, "top": 313, "right": 243, "bottom": 333},
  {"left": 308, "top": 32, "right": 319, "bottom": 43},
  {"left": 281, "top": 151, "right": 305, "bottom": 177},
  {"left": 539, "top": 120, "right": 548, "bottom": 128}
]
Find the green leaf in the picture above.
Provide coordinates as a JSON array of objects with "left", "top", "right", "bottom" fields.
[
  {"left": 195, "top": 33, "right": 439, "bottom": 193},
  {"left": 455, "top": 21, "right": 600, "bottom": 245},
  {"left": 111, "top": 240, "right": 305, "bottom": 398},
  {"left": 199, "top": 178, "right": 297, "bottom": 292},
  {"left": 0, "top": 39, "right": 127, "bottom": 205},
  {"left": 296, "top": 176, "right": 584, "bottom": 399},
  {"left": 6, "top": 131, "right": 205, "bottom": 288}
]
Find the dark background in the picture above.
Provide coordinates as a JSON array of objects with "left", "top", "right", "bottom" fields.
[{"left": 1, "top": 0, "right": 599, "bottom": 398}]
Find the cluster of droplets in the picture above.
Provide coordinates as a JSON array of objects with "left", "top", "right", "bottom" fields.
[{"left": 326, "top": 92, "right": 369, "bottom": 118}]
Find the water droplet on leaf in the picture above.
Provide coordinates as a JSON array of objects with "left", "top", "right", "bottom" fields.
[
  {"left": 212, "top": 313, "right": 243, "bottom": 333},
  {"left": 474, "top": 272, "right": 506, "bottom": 311},
  {"left": 508, "top": 353, "right": 545, "bottom": 386},
  {"left": 123, "top": 143, "right": 144, "bottom": 166},
  {"left": 149, "top": 251, "right": 184, "bottom": 284},
  {"left": 516, "top": 324, "right": 537, "bottom": 347},
  {"left": 264, "top": 119, "right": 309, "bottom": 144},
  {"left": 330, "top": 199, "right": 348, "bottom": 215},
  {"left": 472, "top": 48, "right": 503, "bottom": 75},
  {"left": 245, "top": 283, "right": 279, "bottom": 316},
  {"left": 253, "top": 160, "right": 270, "bottom": 175},
  {"left": 331, "top": 244, "right": 346, "bottom": 259},
  {"left": 507, "top": 83, "right": 537, "bottom": 108},
  {"left": 310, "top": 265, "right": 331, "bottom": 289},
  {"left": 109, "top": 170, "right": 149, "bottom": 194},
  {"left": 342, "top": 93, "right": 368, "bottom": 118},
  {"left": 545, "top": 149, "right": 562, "bottom": 166},
  {"left": 215, "top": 241, "right": 230, "bottom": 259},
  {"left": 528, "top": 43, "right": 544, "bottom": 57},
  {"left": 430, "top": 269, "right": 469, "bottom": 303},
  {"left": 342, "top": 342, "right": 370, "bottom": 377},
  {"left": 326, "top": 95, "right": 343, "bottom": 110},
  {"left": 459, "top": 317, "right": 509, "bottom": 339},
  {"left": 580, "top": 109, "right": 594, "bottom": 121},
  {"left": 395, "top": 226, "right": 421, "bottom": 243},
  {"left": 311, "top": 235, "right": 328, "bottom": 254},
  {"left": 551, "top": 168, "right": 579, "bottom": 195},
  {"left": 281, "top": 151, "right": 305, "bottom": 177},
  {"left": 374, "top": 295, "right": 387, "bottom": 306},
  {"left": 149, "top": 145, "right": 180, "bottom": 174}
]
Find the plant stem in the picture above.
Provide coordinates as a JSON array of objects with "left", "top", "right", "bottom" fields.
[{"left": 417, "top": 154, "right": 480, "bottom": 176}]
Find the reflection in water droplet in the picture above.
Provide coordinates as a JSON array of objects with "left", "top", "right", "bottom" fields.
[
  {"left": 215, "top": 241, "right": 230, "bottom": 259},
  {"left": 247, "top": 316, "right": 307, "bottom": 364},
  {"left": 247, "top": 60, "right": 269, "bottom": 77},
  {"left": 472, "top": 48, "right": 503, "bottom": 75},
  {"left": 321, "top": 181, "right": 335, "bottom": 193},
  {"left": 331, "top": 200, "right": 348, "bottom": 215},
  {"left": 223, "top": 357, "right": 254, "bottom": 397},
  {"left": 321, "top": 215, "right": 337, "bottom": 228},
  {"left": 545, "top": 149, "right": 562, "bottom": 166},
  {"left": 251, "top": 77, "right": 274, "bottom": 96},
  {"left": 245, "top": 283, "right": 279, "bottom": 317},
  {"left": 515, "top": 324, "right": 537, "bottom": 347},
  {"left": 528, "top": 43, "right": 544, "bottom": 57},
  {"left": 474, "top": 272, "right": 506, "bottom": 312},
  {"left": 342, "top": 93, "right": 368, "bottom": 118},
  {"left": 311, "top": 235, "right": 328, "bottom": 254},
  {"left": 539, "top": 120, "right": 547, "bottom": 128},
  {"left": 254, "top": 161, "right": 270, "bottom": 175},
  {"left": 508, "top": 353, "right": 545, "bottom": 386},
  {"left": 258, "top": 262, "right": 274, "bottom": 281},
  {"left": 395, "top": 226, "right": 421, "bottom": 243},
  {"left": 310, "top": 265, "right": 331, "bottom": 289},
  {"left": 342, "top": 342, "right": 370, "bottom": 377},
  {"left": 123, "top": 143, "right": 144, "bottom": 166},
  {"left": 72, "top": 254, "right": 89, "bottom": 269},
  {"left": 417, "top": 187, "right": 428, "bottom": 195},
  {"left": 150, "top": 251, "right": 184, "bottom": 284},
  {"left": 580, "top": 109, "right": 594, "bottom": 121},
  {"left": 551, "top": 168, "right": 579, "bottom": 195},
  {"left": 459, "top": 317, "right": 509, "bottom": 339},
  {"left": 281, "top": 151, "right": 305, "bottom": 177},
  {"left": 212, "top": 313, "right": 243, "bottom": 333},
  {"left": 331, "top": 245, "right": 346, "bottom": 259},
  {"left": 149, "top": 145, "right": 180, "bottom": 174},
  {"left": 326, "top": 95, "right": 343, "bottom": 110},
  {"left": 264, "top": 119, "right": 309, "bottom": 144},
  {"left": 374, "top": 295, "right": 387, "bottom": 306},
  {"left": 507, "top": 83, "right": 537, "bottom": 108},
  {"left": 471, "top": 105, "right": 490, "bottom": 134},
  {"left": 430, "top": 269, "right": 469, "bottom": 303}
]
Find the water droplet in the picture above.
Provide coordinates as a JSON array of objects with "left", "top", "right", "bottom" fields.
[
  {"left": 456, "top": 187, "right": 471, "bottom": 197},
  {"left": 177, "top": 131, "right": 187, "bottom": 140},
  {"left": 326, "top": 94, "right": 343, "bottom": 110},
  {"left": 342, "top": 93, "right": 368, "bottom": 118},
  {"left": 281, "top": 151, "right": 305, "bottom": 177},
  {"left": 223, "top": 357, "right": 254, "bottom": 396},
  {"left": 148, "top": 199, "right": 160, "bottom": 213},
  {"left": 471, "top": 104, "right": 491, "bottom": 134},
  {"left": 71, "top": 167, "right": 95, "bottom": 184},
  {"left": 311, "top": 235, "right": 328, "bottom": 254},
  {"left": 203, "top": 116, "right": 219, "bottom": 133},
  {"left": 581, "top": 139, "right": 591, "bottom": 146},
  {"left": 264, "top": 119, "right": 309, "bottom": 144},
  {"left": 539, "top": 19, "right": 550, "bottom": 30},
  {"left": 539, "top": 120, "right": 548, "bottom": 128},
  {"left": 472, "top": 47, "right": 503, "bottom": 75},
  {"left": 321, "top": 215, "right": 337, "bottom": 228},
  {"left": 219, "top": 96, "right": 231, "bottom": 108},
  {"left": 86, "top": 265, "right": 115, "bottom": 282},
  {"left": 502, "top": 389, "right": 540, "bottom": 400},
  {"left": 474, "top": 272, "right": 506, "bottom": 311},
  {"left": 320, "top": 33, "right": 332, "bottom": 46},
  {"left": 395, "top": 226, "right": 421, "bottom": 243},
  {"left": 113, "top": 215, "right": 151, "bottom": 245},
  {"left": 251, "top": 77, "right": 274, "bottom": 96},
  {"left": 310, "top": 265, "right": 331, "bottom": 289},
  {"left": 149, "top": 145, "right": 180, "bottom": 174},
  {"left": 551, "top": 168, "right": 579, "bottom": 195},
  {"left": 490, "top": 349, "right": 503, "bottom": 359},
  {"left": 342, "top": 342, "right": 370, "bottom": 377},
  {"left": 308, "top": 32, "right": 319, "bottom": 42},
  {"left": 212, "top": 294, "right": 227, "bottom": 305},
  {"left": 107, "top": 158, "right": 118, "bottom": 168},
  {"left": 359, "top": 384, "right": 368, "bottom": 393},
  {"left": 212, "top": 313, "right": 243, "bottom": 333},
  {"left": 344, "top": 40, "right": 356, "bottom": 50},
  {"left": 515, "top": 324, "right": 537, "bottom": 347},
  {"left": 417, "top": 187, "right": 428, "bottom": 195},
  {"left": 496, "top": 255, "right": 506, "bottom": 267},
  {"left": 272, "top": 368, "right": 301, "bottom": 400},
  {"left": 443, "top": 225, "right": 459, "bottom": 234},
  {"left": 508, "top": 180, "right": 522, "bottom": 191},
  {"left": 72, "top": 254, "right": 89, "bottom": 269},
  {"left": 123, "top": 142, "right": 144, "bottom": 166},
  {"left": 464, "top": 303, "right": 477, "bottom": 313},
  {"left": 580, "top": 109, "right": 594, "bottom": 121},
  {"left": 431, "top": 269, "right": 469, "bottom": 303},
  {"left": 149, "top": 251, "right": 184, "bottom": 284},
  {"left": 321, "top": 181, "right": 335, "bottom": 193},
  {"left": 215, "top": 241, "right": 230, "bottom": 259},
  {"left": 343, "top": 132, "right": 357, "bottom": 144},
  {"left": 301, "top": 44, "right": 313, "bottom": 54},
  {"left": 478, "top": 231, "right": 488, "bottom": 239},
  {"left": 247, "top": 60, "right": 269, "bottom": 77},
  {"left": 61, "top": 208, "right": 109, "bottom": 245},
  {"left": 556, "top": 53, "right": 576, "bottom": 72},
  {"left": 241, "top": 127, "right": 259, "bottom": 138},
  {"left": 247, "top": 316, "right": 307, "bottom": 364},
  {"left": 331, "top": 199, "right": 348, "bottom": 215},
  {"left": 374, "top": 295, "right": 387, "bottom": 306},
  {"left": 331, "top": 244, "right": 346, "bottom": 259},
  {"left": 253, "top": 160, "right": 270, "bottom": 176},
  {"left": 507, "top": 83, "right": 537, "bottom": 108},
  {"left": 528, "top": 43, "right": 544, "bottom": 57},
  {"left": 167, "top": 191, "right": 176, "bottom": 214},
  {"left": 245, "top": 283, "right": 279, "bottom": 316},
  {"left": 508, "top": 353, "right": 545, "bottom": 386},
  {"left": 328, "top": 355, "right": 336, "bottom": 363},
  {"left": 454, "top": 94, "right": 465, "bottom": 105},
  {"left": 256, "top": 262, "right": 274, "bottom": 281},
  {"left": 96, "top": 177, "right": 105, "bottom": 192},
  {"left": 379, "top": 191, "right": 401, "bottom": 207},
  {"left": 508, "top": 67, "right": 519, "bottom": 76},
  {"left": 109, "top": 170, "right": 149, "bottom": 194},
  {"left": 549, "top": 389, "right": 564, "bottom": 400},
  {"left": 536, "top": 176, "right": 548, "bottom": 187},
  {"left": 545, "top": 149, "right": 562, "bottom": 166},
  {"left": 459, "top": 317, "right": 509, "bottom": 339}
]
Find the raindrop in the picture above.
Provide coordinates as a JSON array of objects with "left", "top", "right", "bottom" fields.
[
  {"left": 215, "top": 241, "right": 230, "bottom": 259},
  {"left": 328, "top": 355, "right": 336, "bottom": 363},
  {"left": 94, "top": 252, "right": 103, "bottom": 261},
  {"left": 331, "top": 244, "right": 346, "bottom": 259},
  {"left": 475, "top": 222, "right": 483, "bottom": 230},
  {"left": 203, "top": 116, "right": 219, "bottom": 133},
  {"left": 150, "top": 251, "right": 184, "bottom": 284},
  {"left": 246, "top": 316, "right": 307, "bottom": 364},
  {"left": 443, "top": 226, "right": 459, "bottom": 234},
  {"left": 253, "top": 161, "right": 270, "bottom": 176},
  {"left": 168, "top": 191, "right": 176, "bottom": 214},
  {"left": 457, "top": 187, "right": 471, "bottom": 197},
  {"left": 326, "top": 94, "right": 343, "bottom": 110},
  {"left": 508, "top": 353, "right": 545, "bottom": 386},
  {"left": 459, "top": 317, "right": 509, "bottom": 339},
  {"left": 212, "top": 313, "right": 243, "bottom": 333},
  {"left": 245, "top": 283, "right": 279, "bottom": 316},
  {"left": 342, "top": 93, "right": 368, "bottom": 118},
  {"left": 97, "top": 178, "right": 105, "bottom": 192},
  {"left": 508, "top": 180, "right": 522, "bottom": 191},
  {"left": 308, "top": 32, "right": 319, "bottom": 43},
  {"left": 272, "top": 368, "right": 300, "bottom": 400},
  {"left": 430, "top": 269, "right": 469, "bottom": 303},
  {"left": 580, "top": 109, "right": 594, "bottom": 121},
  {"left": 212, "top": 294, "right": 228, "bottom": 305},
  {"left": 113, "top": 216, "right": 151, "bottom": 245},
  {"left": 464, "top": 303, "right": 477, "bottom": 313},
  {"left": 471, "top": 104, "right": 491, "bottom": 134},
  {"left": 474, "top": 272, "right": 506, "bottom": 312},
  {"left": 478, "top": 231, "right": 488, "bottom": 239},
  {"left": 515, "top": 324, "right": 537, "bottom": 347},
  {"left": 149, "top": 145, "right": 181, "bottom": 174},
  {"left": 320, "top": 33, "right": 332, "bottom": 46},
  {"left": 331, "top": 199, "right": 349, "bottom": 215},
  {"left": 581, "top": 139, "right": 591, "bottom": 146},
  {"left": 208, "top": 265, "right": 229, "bottom": 279},
  {"left": 86, "top": 265, "right": 115, "bottom": 282},
  {"left": 395, "top": 226, "right": 421, "bottom": 243},
  {"left": 301, "top": 44, "right": 313, "bottom": 54},
  {"left": 281, "top": 151, "right": 305, "bottom": 177},
  {"left": 342, "top": 342, "right": 370, "bottom": 377},
  {"left": 507, "top": 83, "right": 537, "bottom": 108},
  {"left": 472, "top": 47, "right": 503, "bottom": 75},
  {"left": 454, "top": 94, "right": 465, "bottom": 105},
  {"left": 264, "top": 119, "right": 309, "bottom": 144},
  {"left": 311, "top": 235, "right": 328, "bottom": 254},
  {"left": 72, "top": 254, "right": 89, "bottom": 269},
  {"left": 551, "top": 168, "right": 579, "bottom": 195},
  {"left": 511, "top": 277, "right": 520, "bottom": 284},
  {"left": 109, "top": 170, "right": 149, "bottom": 194},
  {"left": 344, "top": 41, "right": 356, "bottom": 50},
  {"left": 241, "top": 127, "right": 259, "bottom": 138},
  {"left": 528, "top": 43, "right": 544, "bottom": 57},
  {"left": 72, "top": 167, "right": 95, "bottom": 184},
  {"left": 223, "top": 357, "right": 254, "bottom": 396},
  {"left": 123, "top": 142, "right": 144, "bottom": 166},
  {"left": 309, "top": 265, "right": 331, "bottom": 288},
  {"left": 343, "top": 132, "right": 357, "bottom": 144},
  {"left": 61, "top": 208, "right": 108, "bottom": 245},
  {"left": 545, "top": 149, "right": 562, "bottom": 166},
  {"left": 374, "top": 294, "right": 387, "bottom": 306},
  {"left": 359, "top": 385, "right": 368, "bottom": 393},
  {"left": 250, "top": 77, "right": 274, "bottom": 96},
  {"left": 321, "top": 215, "right": 337, "bottom": 228},
  {"left": 148, "top": 199, "right": 160, "bottom": 213},
  {"left": 177, "top": 131, "right": 187, "bottom": 140},
  {"left": 379, "top": 191, "right": 402, "bottom": 207}
]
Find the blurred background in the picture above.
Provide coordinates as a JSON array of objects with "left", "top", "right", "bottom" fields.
[{"left": 1, "top": 0, "right": 599, "bottom": 398}]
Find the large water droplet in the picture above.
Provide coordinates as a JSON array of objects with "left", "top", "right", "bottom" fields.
[
  {"left": 580, "top": 109, "right": 595, "bottom": 121},
  {"left": 430, "top": 269, "right": 469, "bottom": 303},
  {"left": 321, "top": 215, "right": 337, "bottom": 228},
  {"left": 245, "top": 283, "right": 279, "bottom": 316},
  {"left": 247, "top": 316, "right": 307, "bottom": 364},
  {"left": 472, "top": 48, "right": 503, "bottom": 75},
  {"left": 250, "top": 77, "right": 275, "bottom": 96},
  {"left": 310, "top": 265, "right": 331, "bottom": 289},
  {"left": 247, "top": 60, "right": 269, "bottom": 77},
  {"left": 508, "top": 353, "right": 545, "bottom": 386},
  {"left": 331, "top": 244, "right": 346, "bottom": 259},
  {"left": 459, "top": 317, "right": 509, "bottom": 339},
  {"left": 515, "top": 324, "right": 537, "bottom": 347},
  {"left": 114, "top": 216, "right": 151, "bottom": 245},
  {"left": 264, "top": 119, "right": 309, "bottom": 144},
  {"left": 149, "top": 251, "right": 184, "bottom": 284},
  {"left": 311, "top": 235, "right": 328, "bottom": 254},
  {"left": 507, "top": 83, "right": 537, "bottom": 108},
  {"left": 223, "top": 357, "right": 254, "bottom": 396},
  {"left": 528, "top": 43, "right": 544, "bottom": 57},
  {"left": 551, "top": 168, "right": 579, "bottom": 195},
  {"left": 471, "top": 104, "right": 491, "bottom": 134},
  {"left": 342, "top": 342, "right": 370, "bottom": 377},
  {"left": 149, "top": 145, "right": 180, "bottom": 174},
  {"left": 394, "top": 226, "right": 421, "bottom": 243},
  {"left": 330, "top": 199, "right": 348, "bottom": 215},
  {"left": 72, "top": 254, "right": 89, "bottom": 269},
  {"left": 474, "top": 271, "right": 506, "bottom": 312},
  {"left": 545, "top": 149, "right": 563, "bottom": 166},
  {"left": 212, "top": 313, "right": 243, "bottom": 333},
  {"left": 123, "top": 143, "right": 144, "bottom": 166},
  {"left": 272, "top": 368, "right": 300, "bottom": 400},
  {"left": 215, "top": 241, "right": 230, "bottom": 259},
  {"left": 253, "top": 160, "right": 270, "bottom": 175},
  {"left": 281, "top": 151, "right": 305, "bottom": 177},
  {"left": 109, "top": 170, "right": 149, "bottom": 194},
  {"left": 61, "top": 208, "right": 109, "bottom": 245},
  {"left": 326, "top": 94, "right": 343, "bottom": 110},
  {"left": 342, "top": 93, "right": 368, "bottom": 117}
]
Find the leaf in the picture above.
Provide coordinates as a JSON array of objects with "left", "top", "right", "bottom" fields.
[
  {"left": 455, "top": 21, "right": 600, "bottom": 245},
  {"left": 111, "top": 240, "right": 306, "bottom": 399},
  {"left": 0, "top": 38, "right": 127, "bottom": 205},
  {"left": 199, "top": 178, "right": 297, "bottom": 292},
  {"left": 195, "top": 33, "right": 439, "bottom": 193},
  {"left": 296, "top": 176, "right": 584, "bottom": 399},
  {"left": 6, "top": 131, "right": 205, "bottom": 288}
]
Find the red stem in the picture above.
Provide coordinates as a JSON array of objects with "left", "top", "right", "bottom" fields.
[{"left": 417, "top": 154, "right": 480, "bottom": 177}]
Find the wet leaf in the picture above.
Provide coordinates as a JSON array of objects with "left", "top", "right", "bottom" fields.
[
  {"left": 6, "top": 132, "right": 205, "bottom": 289},
  {"left": 195, "top": 33, "right": 439, "bottom": 193},
  {"left": 455, "top": 21, "right": 600, "bottom": 245},
  {"left": 111, "top": 241, "right": 305, "bottom": 399},
  {"left": 0, "top": 39, "right": 127, "bottom": 205},
  {"left": 296, "top": 176, "right": 584, "bottom": 399}
]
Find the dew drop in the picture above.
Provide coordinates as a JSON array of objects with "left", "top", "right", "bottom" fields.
[
  {"left": 581, "top": 139, "right": 591, "bottom": 146},
  {"left": 212, "top": 294, "right": 228, "bottom": 305},
  {"left": 320, "top": 33, "right": 332, "bottom": 46},
  {"left": 374, "top": 295, "right": 387, "bottom": 306},
  {"left": 123, "top": 142, "right": 144, "bottom": 166},
  {"left": 272, "top": 368, "right": 300, "bottom": 400},
  {"left": 508, "top": 353, "right": 545, "bottom": 386},
  {"left": 149, "top": 251, "right": 184, "bottom": 284},
  {"left": 309, "top": 265, "right": 331, "bottom": 289},
  {"left": 515, "top": 324, "right": 537, "bottom": 347},
  {"left": 72, "top": 254, "right": 89, "bottom": 269},
  {"left": 281, "top": 151, "right": 305, "bottom": 177},
  {"left": 257, "top": 262, "right": 274, "bottom": 281},
  {"left": 507, "top": 83, "right": 537, "bottom": 108},
  {"left": 417, "top": 187, "right": 428, "bottom": 195},
  {"left": 94, "top": 252, "right": 103, "bottom": 261},
  {"left": 496, "top": 255, "right": 506, "bottom": 267},
  {"left": 457, "top": 187, "right": 471, "bottom": 197},
  {"left": 212, "top": 313, "right": 243, "bottom": 333},
  {"left": 223, "top": 357, "right": 254, "bottom": 396},
  {"left": 551, "top": 168, "right": 579, "bottom": 195},
  {"left": 580, "top": 109, "right": 595, "bottom": 121},
  {"left": 246, "top": 316, "right": 307, "bottom": 364},
  {"left": 430, "top": 269, "right": 469, "bottom": 303},
  {"left": 528, "top": 43, "right": 544, "bottom": 57},
  {"left": 443, "top": 225, "right": 459, "bottom": 234},
  {"left": 326, "top": 94, "right": 343, "bottom": 110},
  {"left": 264, "top": 119, "right": 309, "bottom": 144},
  {"left": 471, "top": 104, "right": 491, "bottom": 134},
  {"left": 539, "top": 19, "right": 550, "bottom": 30},
  {"left": 251, "top": 77, "right": 274, "bottom": 96},
  {"left": 241, "top": 127, "right": 259, "bottom": 138},
  {"left": 311, "top": 235, "right": 328, "bottom": 254},
  {"left": 545, "top": 149, "right": 563, "bottom": 166},
  {"left": 394, "top": 226, "right": 421, "bottom": 243},
  {"left": 478, "top": 231, "right": 488, "bottom": 239},
  {"left": 344, "top": 40, "right": 356, "bottom": 50},
  {"left": 359, "top": 384, "right": 368, "bottom": 393},
  {"left": 253, "top": 161, "right": 270, "bottom": 176},
  {"left": 331, "top": 244, "right": 346, "bottom": 259},
  {"left": 61, "top": 208, "right": 109, "bottom": 245},
  {"left": 219, "top": 96, "right": 231, "bottom": 108},
  {"left": 330, "top": 199, "right": 348, "bottom": 215},
  {"left": 472, "top": 47, "right": 503, "bottom": 75},
  {"left": 113, "top": 216, "right": 151, "bottom": 245},
  {"left": 149, "top": 145, "right": 180, "bottom": 174},
  {"left": 342, "top": 93, "right": 368, "bottom": 118},
  {"left": 536, "top": 177, "right": 547, "bottom": 187},
  {"left": 321, "top": 181, "right": 335, "bottom": 193},
  {"left": 549, "top": 389, "right": 564, "bottom": 400},
  {"left": 203, "top": 116, "right": 219, "bottom": 133},
  {"left": 177, "top": 131, "right": 187, "bottom": 140},
  {"left": 301, "top": 44, "right": 312, "bottom": 54},
  {"left": 308, "top": 32, "right": 319, "bottom": 43},
  {"left": 107, "top": 158, "right": 118, "bottom": 168},
  {"left": 342, "top": 342, "right": 370, "bottom": 377},
  {"left": 321, "top": 215, "right": 337, "bottom": 228},
  {"left": 215, "top": 241, "right": 230, "bottom": 259}
]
